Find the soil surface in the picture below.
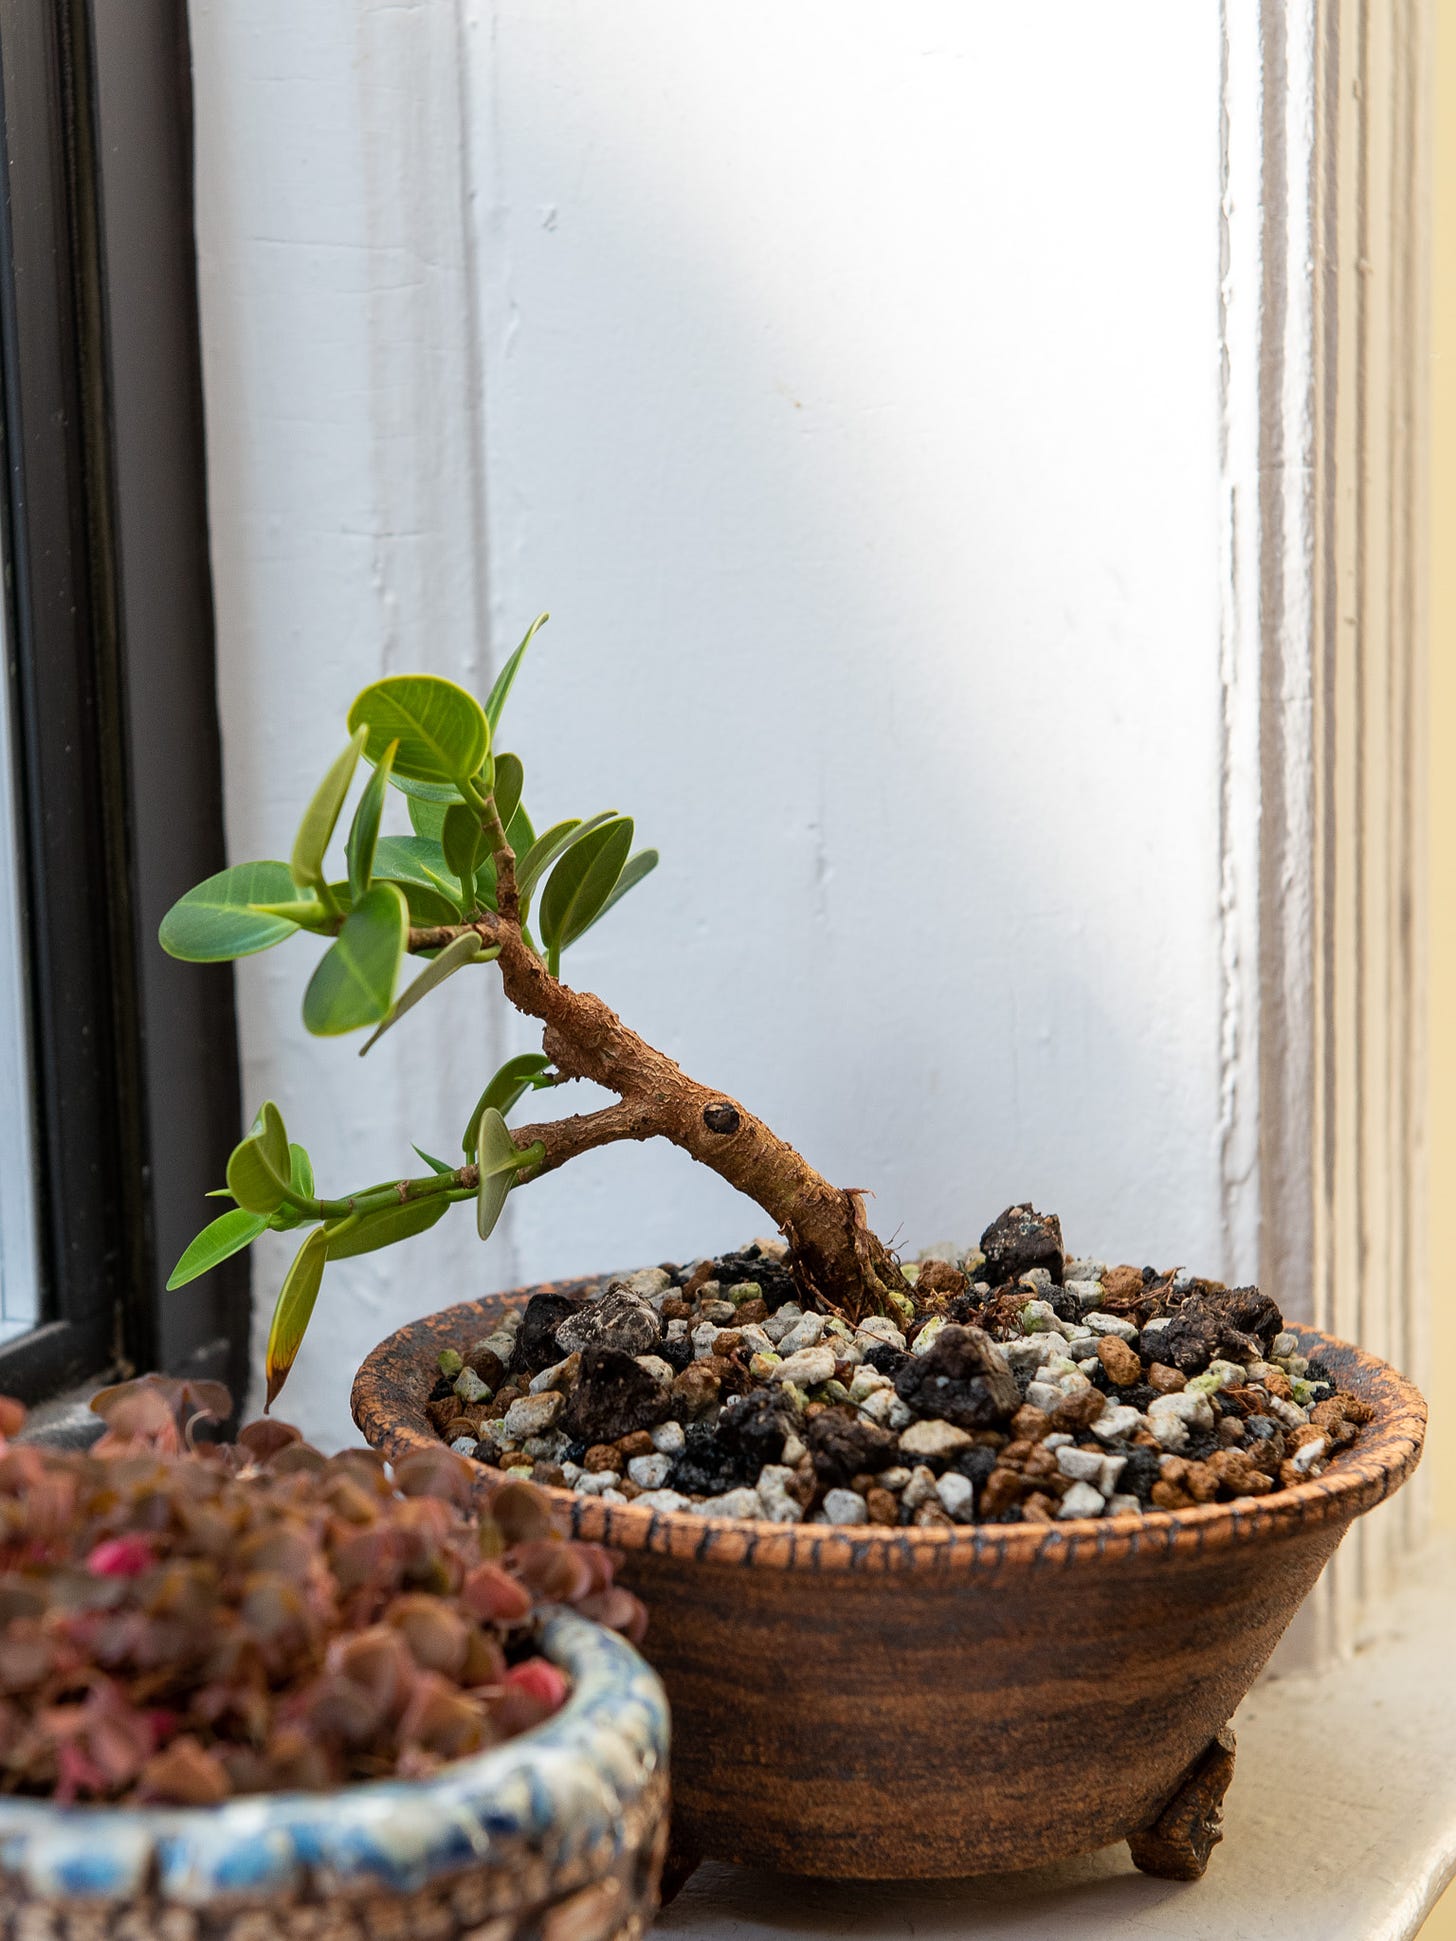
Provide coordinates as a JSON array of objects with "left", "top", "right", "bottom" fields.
[{"left": 423, "top": 1205, "right": 1371, "bottom": 1528}]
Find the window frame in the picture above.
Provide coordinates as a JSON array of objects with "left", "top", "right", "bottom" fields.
[{"left": 0, "top": 0, "right": 247, "bottom": 1402}]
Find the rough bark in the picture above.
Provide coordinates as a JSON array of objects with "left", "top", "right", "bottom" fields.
[{"left": 408, "top": 912, "right": 910, "bottom": 1324}]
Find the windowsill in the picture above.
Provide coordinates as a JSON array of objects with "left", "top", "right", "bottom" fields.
[{"left": 658, "top": 1537, "right": 1456, "bottom": 1941}]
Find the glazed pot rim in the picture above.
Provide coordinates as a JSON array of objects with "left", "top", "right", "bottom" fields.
[
  {"left": 352, "top": 1282, "right": 1426, "bottom": 1575},
  {"left": 0, "top": 1609, "right": 667, "bottom": 1906}
]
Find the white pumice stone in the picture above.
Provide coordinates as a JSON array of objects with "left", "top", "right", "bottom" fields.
[
  {"left": 1105, "top": 1492, "right": 1143, "bottom": 1516},
  {"left": 887, "top": 1397, "right": 913, "bottom": 1431},
  {"left": 1289, "top": 1436, "right": 1327, "bottom": 1473},
  {"left": 1091, "top": 1404, "right": 1143, "bottom": 1442},
  {"left": 1042, "top": 1432, "right": 1074, "bottom": 1449},
  {"left": 821, "top": 1488, "right": 866, "bottom": 1525},
  {"left": 1018, "top": 1301, "right": 1064, "bottom": 1334},
  {"left": 1271, "top": 1330, "right": 1299, "bottom": 1358},
  {"left": 1084, "top": 1312, "right": 1140, "bottom": 1342},
  {"left": 649, "top": 1419, "right": 686, "bottom": 1455},
  {"left": 691, "top": 1321, "right": 722, "bottom": 1359},
  {"left": 935, "top": 1471, "right": 976, "bottom": 1521},
  {"left": 1055, "top": 1445, "right": 1105, "bottom": 1484},
  {"left": 560, "top": 1461, "right": 582, "bottom": 1485},
  {"left": 774, "top": 1344, "right": 836, "bottom": 1386},
  {"left": 781, "top": 1431, "right": 808, "bottom": 1466},
  {"left": 573, "top": 1469, "right": 620, "bottom": 1495},
  {"left": 453, "top": 1367, "right": 491, "bottom": 1403},
  {"left": 665, "top": 1318, "right": 689, "bottom": 1340},
  {"left": 1026, "top": 1381, "right": 1063, "bottom": 1413},
  {"left": 627, "top": 1452, "right": 673, "bottom": 1489},
  {"left": 911, "top": 1315, "right": 949, "bottom": 1354},
  {"left": 634, "top": 1354, "right": 676, "bottom": 1389},
  {"left": 763, "top": 1306, "right": 803, "bottom": 1343},
  {"left": 900, "top": 1465, "right": 938, "bottom": 1511},
  {"left": 775, "top": 1312, "right": 826, "bottom": 1357},
  {"left": 898, "top": 1419, "right": 973, "bottom": 1460},
  {"left": 692, "top": 1487, "right": 761, "bottom": 1519},
  {"left": 621, "top": 1268, "right": 673, "bottom": 1301},
  {"left": 529, "top": 1354, "right": 578, "bottom": 1395},
  {"left": 878, "top": 1466, "right": 912, "bottom": 1492},
  {"left": 522, "top": 1431, "right": 569, "bottom": 1461},
  {"left": 1063, "top": 1277, "right": 1105, "bottom": 1309},
  {"left": 755, "top": 1465, "right": 803, "bottom": 1522},
  {"left": 503, "top": 1391, "right": 564, "bottom": 1439},
  {"left": 855, "top": 1315, "right": 907, "bottom": 1351},
  {"left": 1148, "top": 1390, "right": 1216, "bottom": 1431},
  {"left": 1097, "top": 1453, "right": 1128, "bottom": 1495},
  {"left": 1058, "top": 1481, "right": 1106, "bottom": 1519},
  {"left": 849, "top": 1367, "right": 893, "bottom": 1403},
  {"left": 632, "top": 1488, "right": 692, "bottom": 1514},
  {"left": 599, "top": 1487, "right": 629, "bottom": 1505},
  {"left": 449, "top": 1436, "right": 477, "bottom": 1456}
]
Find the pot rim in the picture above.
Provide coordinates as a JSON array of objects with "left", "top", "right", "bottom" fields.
[
  {"left": 0, "top": 1608, "right": 667, "bottom": 1906},
  {"left": 353, "top": 1279, "right": 1426, "bottom": 1575}
]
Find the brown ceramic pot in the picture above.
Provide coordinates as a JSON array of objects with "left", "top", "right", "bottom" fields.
[{"left": 353, "top": 1282, "right": 1424, "bottom": 1882}]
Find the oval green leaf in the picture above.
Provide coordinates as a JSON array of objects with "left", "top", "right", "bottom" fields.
[
  {"left": 441, "top": 804, "right": 484, "bottom": 903},
  {"left": 491, "top": 752, "right": 524, "bottom": 834},
  {"left": 347, "top": 675, "right": 489, "bottom": 789},
  {"left": 540, "top": 817, "right": 634, "bottom": 959},
  {"left": 407, "top": 794, "right": 449, "bottom": 842},
  {"left": 265, "top": 1227, "right": 328, "bottom": 1409},
  {"left": 225, "top": 1101, "right": 293, "bottom": 1215},
  {"left": 166, "top": 1206, "right": 270, "bottom": 1290},
  {"left": 302, "top": 882, "right": 408, "bottom": 1035},
  {"left": 159, "top": 861, "right": 301, "bottom": 963},
  {"left": 372, "top": 836, "right": 459, "bottom": 904},
  {"left": 268, "top": 1144, "right": 318, "bottom": 1231},
  {"left": 574, "top": 847, "right": 659, "bottom": 940},
  {"left": 346, "top": 738, "right": 396, "bottom": 901},
  {"left": 360, "top": 931, "right": 494, "bottom": 1054},
  {"left": 292, "top": 726, "right": 366, "bottom": 891},
  {"left": 484, "top": 613, "right": 548, "bottom": 732},
  {"left": 324, "top": 1195, "right": 449, "bottom": 1260},
  {"left": 461, "top": 1052, "right": 553, "bottom": 1155},
  {"left": 515, "top": 814, "right": 616, "bottom": 908},
  {"left": 476, "top": 1106, "right": 524, "bottom": 1241}
]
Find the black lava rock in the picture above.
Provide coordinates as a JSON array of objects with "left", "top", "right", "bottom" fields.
[
  {"left": 562, "top": 1346, "right": 670, "bottom": 1444},
  {"left": 805, "top": 1408, "right": 898, "bottom": 1488},
  {"left": 427, "top": 1374, "right": 454, "bottom": 1404},
  {"left": 1117, "top": 1446, "right": 1162, "bottom": 1504},
  {"left": 978, "top": 1204, "right": 1065, "bottom": 1287},
  {"left": 863, "top": 1341, "right": 909, "bottom": 1377},
  {"left": 510, "top": 1293, "right": 585, "bottom": 1377},
  {"left": 949, "top": 1443, "right": 1000, "bottom": 1490},
  {"left": 711, "top": 1248, "right": 802, "bottom": 1312},
  {"left": 1144, "top": 1285, "right": 1278, "bottom": 1375},
  {"left": 716, "top": 1390, "right": 796, "bottom": 1479},
  {"left": 657, "top": 1334, "right": 695, "bottom": 1374},
  {"left": 894, "top": 1325, "right": 1020, "bottom": 1431},
  {"left": 666, "top": 1420, "right": 750, "bottom": 1498}
]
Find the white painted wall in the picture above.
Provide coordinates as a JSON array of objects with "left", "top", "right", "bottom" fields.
[{"left": 190, "top": 0, "right": 1227, "bottom": 1448}]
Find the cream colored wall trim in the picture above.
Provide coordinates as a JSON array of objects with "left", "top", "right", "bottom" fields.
[{"left": 1222, "top": 0, "right": 1430, "bottom": 1662}]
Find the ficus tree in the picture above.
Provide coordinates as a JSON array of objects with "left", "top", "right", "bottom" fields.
[{"left": 162, "top": 617, "right": 911, "bottom": 1406}]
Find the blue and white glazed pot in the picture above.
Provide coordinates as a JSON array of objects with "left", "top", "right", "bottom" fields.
[{"left": 0, "top": 1609, "right": 668, "bottom": 1941}]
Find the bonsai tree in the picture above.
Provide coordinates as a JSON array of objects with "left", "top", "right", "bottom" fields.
[{"left": 162, "top": 618, "right": 910, "bottom": 1406}]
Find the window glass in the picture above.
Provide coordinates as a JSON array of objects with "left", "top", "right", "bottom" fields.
[{"left": 0, "top": 603, "right": 38, "bottom": 1339}]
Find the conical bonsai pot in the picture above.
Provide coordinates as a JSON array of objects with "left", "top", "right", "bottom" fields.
[
  {"left": 0, "top": 1608, "right": 669, "bottom": 1940},
  {"left": 353, "top": 1282, "right": 1424, "bottom": 1883}
]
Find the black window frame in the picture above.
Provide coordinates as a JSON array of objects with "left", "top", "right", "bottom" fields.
[{"left": 0, "top": 0, "right": 248, "bottom": 1403}]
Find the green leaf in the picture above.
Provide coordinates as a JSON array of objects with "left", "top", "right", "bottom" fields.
[
  {"left": 346, "top": 738, "right": 396, "bottom": 901},
  {"left": 265, "top": 1228, "right": 328, "bottom": 1409},
  {"left": 372, "top": 836, "right": 459, "bottom": 905},
  {"left": 475, "top": 1106, "right": 523, "bottom": 1241},
  {"left": 574, "top": 848, "right": 659, "bottom": 939},
  {"left": 461, "top": 1052, "right": 553, "bottom": 1155},
  {"left": 347, "top": 675, "right": 489, "bottom": 790},
  {"left": 540, "top": 817, "right": 634, "bottom": 962},
  {"left": 485, "top": 613, "right": 548, "bottom": 732},
  {"left": 268, "top": 1145, "right": 318, "bottom": 1231},
  {"left": 441, "top": 804, "right": 484, "bottom": 904},
  {"left": 302, "top": 883, "right": 408, "bottom": 1035},
  {"left": 413, "top": 1145, "right": 455, "bottom": 1175},
  {"left": 491, "top": 752, "right": 524, "bottom": 833},
  {"left": 360, "top": 931, "right": 495, "bottom": 1054},
  {"left": 226, "top": 1102, "right": 293, "bottom": 1215},
  {"left": 292, "top": 727, "right": 367, "bottom": 892},
  {"left": 387, "top": 772, "right": 468, "bottom": 806},
  {"left": 407, "top": 795, "right": 449, "bottom": 842},
  {"left": 247, "top": 896, "right": 336, "bottom": 932},
  {"left": 166, "top": 1207, "right": 269, "bottom": 1290},
  {"left": 159, "top": 861, "right": 301, "bottom": 963},
  {"left": 324, "top": 1195, "right": 450, "bottom": 1260},
  {"left": 515, "top": 813, "right": 617, "bottom": 909}
]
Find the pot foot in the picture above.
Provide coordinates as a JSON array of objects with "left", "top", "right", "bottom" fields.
[
  {"left": 1127, "top": 1725, "right": 1237, "bottom": 1881},
  {"left": 656, "top": 1830, "right": 702, "bottom": 1907}
]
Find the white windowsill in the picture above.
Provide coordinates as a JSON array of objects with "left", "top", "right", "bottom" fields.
[{"left": 658, "top": 1538, "right": 1456, "bottom": 1941}]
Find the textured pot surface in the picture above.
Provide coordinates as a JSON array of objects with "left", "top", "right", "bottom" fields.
[
  {"left": 354, "top": 1282, "right": 1425, "bottom": 1880},
  {"left": 0, "top": 1608, "right": 669, "bottom": 1940}
]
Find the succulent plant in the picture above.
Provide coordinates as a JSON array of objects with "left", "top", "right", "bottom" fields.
[
  {"left": 0, "top": 1378, "right": 643, "bottom": 1805},
  {"left": 159, "top": 625, "right": 910, "bottom": 1408}
]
